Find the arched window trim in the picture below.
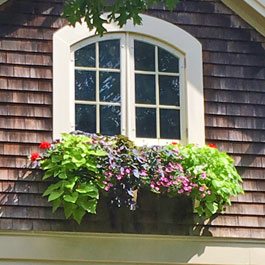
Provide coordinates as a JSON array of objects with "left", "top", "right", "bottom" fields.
[{"left": 53, "top": 14, "right": 205, "bottom": 145}]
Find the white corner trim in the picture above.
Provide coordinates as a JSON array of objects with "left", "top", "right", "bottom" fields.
[{"left": 53, "top": 14, "right": 205, "bottom": 145}]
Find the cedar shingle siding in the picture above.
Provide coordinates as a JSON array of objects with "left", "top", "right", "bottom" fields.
[{"left": 0, "top": 0, "right": 264, "bottom": 238}]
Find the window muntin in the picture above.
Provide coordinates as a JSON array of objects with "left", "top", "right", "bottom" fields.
[{"left": 73, "top": 34, "right": 183, "bottom": 144}]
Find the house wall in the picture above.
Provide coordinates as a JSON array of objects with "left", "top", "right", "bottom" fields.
[{"left": 0, "top": 0, "right": 264, "bottom": 238}]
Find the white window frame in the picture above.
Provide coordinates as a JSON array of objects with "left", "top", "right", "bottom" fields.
[{"left": 53, "top": 14, "right": 205, "bottom": 145}]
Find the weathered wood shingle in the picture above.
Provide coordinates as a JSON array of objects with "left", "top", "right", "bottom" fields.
[{"left": 0, "top": 0, "right": 264, "bottom": 238}]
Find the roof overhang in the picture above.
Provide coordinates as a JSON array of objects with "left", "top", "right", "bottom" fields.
[{"left": 222, "top": 0, "right": 265, "bottom": 36}]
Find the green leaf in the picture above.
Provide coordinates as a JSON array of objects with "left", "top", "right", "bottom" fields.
[
  {"left": 58, "top": 172, "right": 68, "bottom": 179},
  {"left": 87, "top": 149, "right": 107, "bottom": 156},
  {"left": 205, "top": 201, "right": 218, "bottom": 214},
  {"left": 43, "top": 182, "right": 62, "bottom": 197},
  {"left": 63, "top": 192, "right": 78, "bottom": 203},
  {"left": 76, "top": 183, "right": 98, "bottom": 198},
  {"left": 63, "top": 202, "right": 75, "bottom": 219},
  {"left": 52, "top": 199, "right": 61, "bottom": 213},
  {"left": 80, "top": 199, "right": 97, "bottom": 214},
  {"left": 42, "top": 169, "right": 54, "bottom": 180},
  {"left": 48, "top": 190, "right": 64, "bottom": 202},
  {"left": 73, "top": 208, "right": 86, "bottom": 224}
]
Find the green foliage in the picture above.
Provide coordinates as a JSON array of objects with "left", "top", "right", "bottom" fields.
[
  {"left": 33, "top": 133, "right": 243, "bottom": 223},
  {"left": 63, "top": 0, "right": 181, "bottom": 36}
]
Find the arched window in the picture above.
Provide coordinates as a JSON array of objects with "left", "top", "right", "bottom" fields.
[{"left": 53, "top": 14, "right": 205, "bottom": 145}]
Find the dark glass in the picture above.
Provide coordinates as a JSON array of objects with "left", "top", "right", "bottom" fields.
[
  {"left": 75, "top": 104, "right": 96, "bottom": 133},
  {"left": 99, "top": 72, "right": 120, "bottom": 102},
  {"left": 158, "top": 47, "right": 179, "bottom": 73},
  {"left": 75, "top": 70, "right": 96, "bottom": 101},
  {"left": 100, "top": 105, "right": 121, "bottom": 135},
  {"left": 99, "top": 40, "right": 120, "bottom": 69},
  {"left": 135, "top": 74, "right": 156, "bottom": 104},
  {"left": 160, "top": 109, "right": 180, "bottom": 139},
  {"left": 75, "top": 43, "right": 95, "bottom": 67},
  {"left": 136, "top": 108, "right": 156, "bottom": 138},
  {"left": 159, "top": 76, "right": 180, "bottom": 106},
  {"left": 134, "top": 40, "right": 155, "bottom": 71}
]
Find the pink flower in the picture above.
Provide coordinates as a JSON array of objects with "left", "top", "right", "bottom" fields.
[
  {"left": 103, "top": 181, "right": 108, "bottom": 185},
  {"left": 155, "top": 187, "right": 160, "bottom": 191},
  {"left": 39, "top": 141, "right": 51, "bottom": 149},
  {"left": 116, "top": 175, "right": 122, "bottom": 181},
  {"left": 150, "top": 182, "right": 155, "bottom": 189},
  {"left": 104, "top": 186, "right": 110, "bottom": 192},
  {"left": 165, "top": 167, "right": 173, "bottom": 173},
  {"left": 125, "top": 168, "right": 131, "bottom": 174},
  {"left": 199, "top": 186, "right": 205, "bottom": 192},
  {"left": 201, "top": 193, "right": 206, "bottom": 198},
  {"left": 141, "top": 170, "right": 147, "bottom": 176},
  {"left": 201, "top": 172, "right": 207, "bottom": 179},
  {"left": 207, "top": 190, "right": 211, "bottom": 195},
  {"left": 178, "top": 189, "right": 184, "bottom": 194}
]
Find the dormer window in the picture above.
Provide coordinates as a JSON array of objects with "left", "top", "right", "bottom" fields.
[{"left": 53, "top": 14, "right": 205, "bottom": 146}]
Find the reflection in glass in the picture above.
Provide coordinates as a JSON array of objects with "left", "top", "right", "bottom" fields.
[
  {"left": 134, "top": 40, "right": 155, "bottom": 71},
  {"left": 159, "top": 76, "right": 179, "bottom": 106},
  {"left": 75, "top": 70, "right": 96, "bottom": 101},
  {"left": 99, "top": 40, "right": 120, "bottom": 69},
  {"left": 75, "top": 104, "right": 96, "bottom": 133},
  {"left": 158, "top": 47, "right": 179, "bottom": 73},
  {"left": 100, "top": 105, "right": 121, "bottom": 135},
  {"left": 75, "top": 43, "right": 95, "bottom": 67},
  {"left": 160, "top": 109, "right": 180, "bottom": 139},
  {"left": 135, "top": 74, "right": 156, "bottom": 104},
  {"left": 100, "top": 72, "right": 120, "bottom": 102},
  {"left": 136, "top": 108, "right": 156, "bottom": 138}
]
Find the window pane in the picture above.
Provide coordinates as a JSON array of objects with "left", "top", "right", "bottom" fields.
[
  {"left": 134, "top": 40, "right": 155, "bottom": 71},
  {"left": 99, "top": 72, "right": 120, "bottom": 103},
  {"left": 100, "top": 105, "right": 121, "bottom": 135},
  {"left": 159, "top": 76, "right": 180, "bottom": 106},
  {"left": 99, "top": 40, "right": 120, "bottom": 69},
  {"left": 160, "top": 109, "right": 180, "bottom": 139},
  {"left": 158, "top": 47, "right": 179, "bottom": 73},
  {"left": 75, "top": 43, "right": 95, "bottom": 67},
  {"left": 75, "top": 104, "right": 96, "bottom": 133},
  {"left": 75, "top": 70, "right": 96, "bottom": 101},
  {"left": 136, "top": 108, "right": 156, "bottom": 138},
  {"left": 135, "top": 74, "right": 156, "bottom": 104}
]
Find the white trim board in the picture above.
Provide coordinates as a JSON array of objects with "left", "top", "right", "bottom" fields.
[{"left": 0, "top": 231, "right": 264, "bottom": 264}]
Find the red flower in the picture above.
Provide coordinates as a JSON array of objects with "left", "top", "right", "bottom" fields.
[
  {"left": 31, "top": 153, "right": 40, "bottom": 162},
  {"left": 39, "top": 141, "right": 51, "bottom": 149},
  {"left": 171, "top": 142, "right": 178, "bottom": 145},
  {"left": 208, "top": 143, "right": 217, "bottom": 149}
]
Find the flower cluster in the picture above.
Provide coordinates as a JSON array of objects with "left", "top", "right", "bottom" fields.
[{"left": 29, "top": 133, "right": 243, "bottom": 223}]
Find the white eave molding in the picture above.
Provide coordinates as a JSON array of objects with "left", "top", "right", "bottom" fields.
[
  {"left": 0, "top": 0, "right": 8, "bottom": 5},
  {"left": 222, "top": 0, "right": 265, "bottom": 36}
]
